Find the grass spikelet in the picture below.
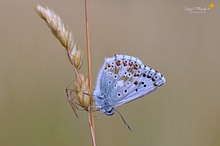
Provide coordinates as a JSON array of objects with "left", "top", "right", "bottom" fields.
[
  {"left": 35, "top": 5, "right": 88, "bottom": 108},
  {"left": 35, "top": 4, "right": 95, "bottom": 146},
  {"left": 35, "top": 5, "right": 83, "bottom": 69}
]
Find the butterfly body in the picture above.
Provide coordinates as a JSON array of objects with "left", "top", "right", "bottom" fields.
[{"left": 94, "top": 54, "right": 166, "bottom": 116}]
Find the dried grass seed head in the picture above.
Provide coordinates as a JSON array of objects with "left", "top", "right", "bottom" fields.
[{"left": 74, "top": 73, "right": 91, "bottom": 108}]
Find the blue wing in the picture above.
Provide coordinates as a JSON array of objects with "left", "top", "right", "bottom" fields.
[{"left": 94, "top": 54, "right": 166, "bottom": 110}]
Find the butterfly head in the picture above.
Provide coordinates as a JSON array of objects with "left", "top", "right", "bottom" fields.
[{"left": 104, "top": 107, "right": 115, "bottom": 116}]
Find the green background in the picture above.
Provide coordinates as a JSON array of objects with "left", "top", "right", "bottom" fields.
[{"left": 1, "top": 0, "right": 220, "bottom": 146}]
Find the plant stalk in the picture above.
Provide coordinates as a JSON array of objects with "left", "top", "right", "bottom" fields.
[{"left": 84, "top": 0, "right": 96, "bottom": 146}]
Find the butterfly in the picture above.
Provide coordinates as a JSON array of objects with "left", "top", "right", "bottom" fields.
[{"left": 93, "top": 54, "right": 166, "bottom": 130}]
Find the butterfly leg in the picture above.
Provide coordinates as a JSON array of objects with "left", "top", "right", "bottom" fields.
[
  {"left": 66, "top": 81, "right": 89, "bottom": 118},
  {"left": 66, "top": 88, "right": 79, "bottom": 118}
]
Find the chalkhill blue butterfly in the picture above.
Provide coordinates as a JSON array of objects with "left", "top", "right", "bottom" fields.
[{"left": 93, "top": 54, "right": 166, "bottom": 130}]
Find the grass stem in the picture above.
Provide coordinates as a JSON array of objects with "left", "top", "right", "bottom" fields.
[{"left": 84, "top": 0, "right": 96, "bottom": 146}]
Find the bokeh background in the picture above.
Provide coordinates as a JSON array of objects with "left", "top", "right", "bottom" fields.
[{"left": 1, "top": 0, "right": 220, "bottom": 146}]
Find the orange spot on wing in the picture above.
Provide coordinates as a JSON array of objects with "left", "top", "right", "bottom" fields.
[
  {"left": 129, "top": 62, "right": 133, "bottom": 66},
  {"left": 134, "top": 81, "right": 138, "bottom": 85},
  {"left": 123, "top": 61, "right": 127, "bottom": 66},
  {"left": 134, "top": 73, "right": 140, "bottom": 77},
  {"left": 116, "top": 61, "right": 121, "bottom": 66},
  {"left": 133, "top": 64, "right": 138, "bottom": 69}
]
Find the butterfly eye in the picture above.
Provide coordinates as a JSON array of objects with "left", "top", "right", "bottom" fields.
[
  {"left": 108, "top": 81, "right": 112, "bottom": 85},
  {"left": 105, "top": 108, "right": 114, "bottom": 115},
  {"left": 114, "top": 74, "right": 118, "bottom": 79}
]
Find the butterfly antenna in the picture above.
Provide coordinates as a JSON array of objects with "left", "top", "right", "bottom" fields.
[{"left": 114, "top": 109, "right": 132, "bottom": 131}]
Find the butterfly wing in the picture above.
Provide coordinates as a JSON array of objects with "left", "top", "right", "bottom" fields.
[
  {"left": 112, "top": 67, "right": 165, "bottom": 107},
  {"left": 94, "top": 54, "right": 166, "bottom": 110}
]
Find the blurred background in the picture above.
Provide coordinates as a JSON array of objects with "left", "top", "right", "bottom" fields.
[{"left": 1, "top": 0, "right": 220, "bottom": 146}]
